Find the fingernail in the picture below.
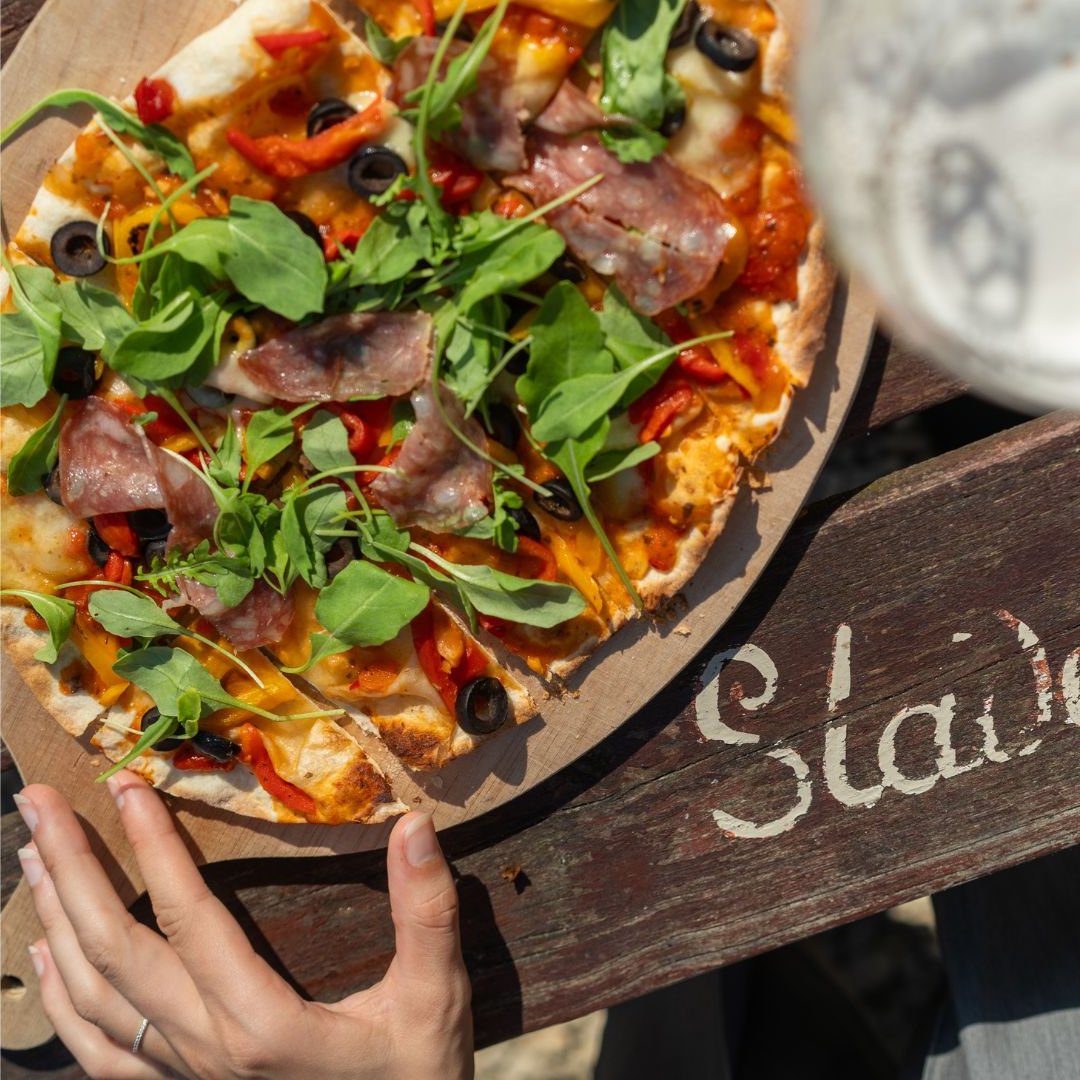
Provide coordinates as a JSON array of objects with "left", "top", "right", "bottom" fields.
[
  {"left": 403, "top": 813, "right": 440, "bottom": 867},
  {"left": 17, "top": 846, "right": 44, "bottom": 888},
  {"left": 28, "top": 944, "right": 45, "bottom": 978},
  {"left": 13, "top": 792, "right": 38, "bottom": 834},
  {"left": 106, "top": 774, "right": 126, "bottom": 809}
]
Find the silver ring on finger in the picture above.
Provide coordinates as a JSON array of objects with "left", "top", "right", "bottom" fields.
[{"left": 130, "top": 1016, "right": 150, "bottom": 1055}]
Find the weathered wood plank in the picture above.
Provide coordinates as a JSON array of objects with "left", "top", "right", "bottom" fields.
[
  {"left": 840, "top": 333, "right": 966, "bottom": 440},
  {"left": 8, "top": 412, "right": 1062, "bottom": 1063}
]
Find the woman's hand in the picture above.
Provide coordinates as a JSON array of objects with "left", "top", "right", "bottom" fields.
[{"left": 14, "top": 771, "right": 474, "bottom": 1080}]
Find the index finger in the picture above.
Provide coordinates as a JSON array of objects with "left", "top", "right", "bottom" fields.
[{"left": 105, "top": 771, "right": 294, "bottom": 1014}]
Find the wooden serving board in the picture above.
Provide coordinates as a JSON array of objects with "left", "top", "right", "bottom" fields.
[{"left": 0, "top": 0, "right": 873, "bottom": 1049}]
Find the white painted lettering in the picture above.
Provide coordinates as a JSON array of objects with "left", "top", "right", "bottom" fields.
[
  {"left": 823, "top": 723, "right": 884, "bottom": 807},
  {"left": 828, "top": 623, "right": 853, "bottom": 712},
  {"left": 694, "top": 644, "right": 778, "bottom": 745},
  {"left": 1062, "top": 649, "right": 1080, "bottom": 726},
  {"left": 711, "top": 747, "right": 813, "bottom": 837},
  {"left": 878, "top": 694, "right": 980, "bottom": 794},
  {"left": 996, "top": 609, "right": 1053, "bottom": 755},
  {"left": 971, "top": 695, "right": 1011, "bottom": 763}
]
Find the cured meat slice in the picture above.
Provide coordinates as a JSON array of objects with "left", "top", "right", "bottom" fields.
[
  {"left": 237, "top": 312, "right": 433, "bottom": 402},
  {"left": 156, "top": 451, "right": 219, "bottom": 553},
  {"left": 392, "top": 38, "right": 526, "bottom": 172},
  {"left": 370, "top": 383, "right": 491, "bottom": 532},
  {"left": 178, "top": 577, "right": 295, "bottom": 652},
  {"left": 59, "top": 398, "right": 166, "bottom": 518},
  {"left": 509, "top": 84, "right": 737, "bottom": 315}
]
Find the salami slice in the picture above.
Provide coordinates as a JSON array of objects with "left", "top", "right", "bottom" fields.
[
  {"left": 156, "top": 451, "right": 219, "bottom": 553},
  {"left": 178, "top": 577, "right": 295, "bottom": 652},
  {"left": 58, "top": 398, "right": 166, "bottom": 518},
  {"left": 237, "top": 312, "right": 433, "bottom": 402},
  {"left": 509, "top": 84, "right": 736, "bottom": 315},
  {"left": 370, "top": 383, "right": 491, "bottom": 532},
  {"left": 392, "top": 38, "right": 525, "bottom": 172}
]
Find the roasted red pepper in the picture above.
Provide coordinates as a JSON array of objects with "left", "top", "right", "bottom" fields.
[
  {"left": 411, "top": 605, "right": 490, "bottom": 715},
  {"left": 94, "top": 516, "right": 140, "bottom": 559},
  {"left": 238, "top": 723, "right": 318, "bottom": 818},
  {"left": 731, "top": 328, "right": 772, "bottom": 384},
  {"left": 629, "top": 374, "right": 695, "bottom": 444},
  {"left": 428, "top": 146, "right": 484, "bottom": 210},
  {"left": 321, "top": 399, "right": 391, "bottom": 464},
  {"left": 254, "top": 29, "right": 331, "bottom": 58},
  {"left": 226, "top": 99, "right": 386, "bottom": 179},
  {"left": 656, "top": 311, "right": 729, "bottom": 385},
  {"left": 134, "top": 77, "right": 176, "bottom": 124},
  {"left": 173, "top": 743, "right": 237, "bottom": 772},
  {"left": 410, "top": 0, "right": 437, "bottom": 36}
]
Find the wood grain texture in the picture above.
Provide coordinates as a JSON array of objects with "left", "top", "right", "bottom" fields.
[{"left": 6, "top": 414, "right": 1070, "bottom": 1077}]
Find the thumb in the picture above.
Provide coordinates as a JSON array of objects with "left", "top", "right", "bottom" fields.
[{"left": 386, "top": 812, "right": 467, "bottom": 989}]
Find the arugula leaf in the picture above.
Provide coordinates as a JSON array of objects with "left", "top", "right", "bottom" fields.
[
  {"left": 586, "top": 440, "right": 661, "bottom": 483},
  {"left": 517, "top": 282, "right": 613, "bottom": 419},
  {"left": 176, "top": 687, "right": 202, "bottom": 737},
  {"left": 6, "top": 394, "right": 66, "bottom": 497},
  {"left": 364, "top": 16, "right": 413, "bottom": 64},
  {"left": 442, "top": 297, "right": 506, "bottom": 413},
  {"left": 1, "top": 263, "right": 63, "bottom": 405},
  {"left": 419, "top": 547, "right": 586, "bottom": 627},
  {"left": 139, "top": 541, "right": 257, "bottom": 609},
  {"left": 454, "top": 224, "right": 565, "bottom": 311},
  {"left": 0, "top": 589, "right": 75, "bottom": 663},
  {"left": 243, "top": 408, "right": 297, "bottom": 481},
  {"left": 107, "top": 291, "right": 218, "bottom": 386},
  {"left": 225, "top": 197, "right": 327, "bottom": 320},
  {"left": 209, "top": 418, "right": 242, "bottom": 487},
  {"left": 56, "top": 280, "right": 135, "bottom": 351},
  {"left": 280, "top": 485, "right": 348, "bottom": 589},
  {"left": 343, "top": 199, "right": 430, "bottom": 288},
  {"left": 597, "top": 286, "right": 672, "bottom": 368},
  {"left": 599, "top": 0, "right": 688, "bottom": 162},
  {"left": 1, "top": 88, "right": 196, "bottom": 179},
  {"left": 456, "top": 478, "right": 523, "bottom": 552},
  {"left": 97, "top": 710, "right": 179, "bottom": 781},
  {"left": 315, "top": 560, "right": 430, "bottom": 648},
  {"left": 0, "top": 311, "right": 54, "bottom": 407},
  {"left": 600, "top": 122, "right": 669, "bottom": 164},
  {"left": 300, "top": 411, "right": 354, "bottom": 475}
]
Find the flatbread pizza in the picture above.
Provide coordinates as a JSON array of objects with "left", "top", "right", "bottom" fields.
[{"left": 0, "top": 0, "right": 834, "bottom": 824}]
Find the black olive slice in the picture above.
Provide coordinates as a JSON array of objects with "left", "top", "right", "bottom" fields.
[
  {"left": 483, "top": 402, "right": 520, "bottom": 450},
  {"left": 306, "top": 97, "right": 357, "bottom": 138},
  {"left": 86, "top": 523, "right": 110, "bottom": 567},
  {"left": 192, "top": 730, "right": 241, "bottom": 761},
  {"left": 347, "top": 145, "right": 408, "bottom": 199},
  {"left": 128, "top": 509, "right": 172, "bottom": 542},
  {"left": 456, "top": 676, "right": 510, "bottom": 735},
  {"left": 45, "top": 464, "right": 63, "bottom": 506},
  {"left": 325, "top": 537, "right": 357, "bottom": 580},
  {"left": 285, "top": 210, "right": 323, "bottom": 250},
  {"left": 50, "top": 221, "right": 111, "bottom": 277},
  {"left": 694, "top": 20, "right": 759, "bottom": 72},
  {"left": 141, "top": 707, "right": 187, "bottom": 752},
  {"left": 51, "top": 346, "right": 98, "bottom": 399},
  {"left": 550, "top": 255, "right": 586, "bottom": 284},
  {"left": 508, "top": 505, "right": 541, "bottom": 543},
  {"left": 535, "top": 477, "right": 583, "bottom": 522},
  {"left": 660, "top": 102, "right": 687, "bottom": 138},
  {"left": 669, "top": 0, "right": 701, "bottom": 48},
  {"left": 142, "top": 537, "right": 168, "bottom": 566}
]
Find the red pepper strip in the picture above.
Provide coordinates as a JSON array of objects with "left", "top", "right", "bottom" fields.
[
  {"left": 731, "top": 328, "right": 772, "bottom": 383},
  {"left": 629, "top": 376, "right": 695, "bottom": 444},
  {"left": 455, "top": 637, "right": 489, "bottom": 686},
  {"left": 173, "top": 743, "right": 236, "bottom": 772},
  {"left": 226, "top": 99, "right": 386, "bottom": 179},
  {"left": 410, "top": 0, "right": 437, "bottom": 36},
  {"left": 656, "top": 311, "right": 729, "bottom": 385},
  {"left": 103, "top": 552, "right": 133, "bottom": 588},
  {"left": 322, "top": 399, "right": 391, "bottom": 463},
  {"left": 515, "top": 535, "right": 558, "bottom": 582},
  {"left": 428, "top": 146, "right": 484, "bottom": 210},
  {"left": 93, "top": 514, "right": 140, "bottom": 558},
  {"left": 238, "top": 723, "right": 318, "bottom": 818},
  {"left": 254, "top": 29, "right": 331, "bottom": 58},
  {"left": 411, "top": 605, "right": 458, "bottom": 714},
  {"left": 134, "top": 77, "right": 176, "bottom": 124}
]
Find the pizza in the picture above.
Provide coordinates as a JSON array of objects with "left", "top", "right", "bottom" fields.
[{"left": 0, "top": 0, "right": 832, "bottom": 825}]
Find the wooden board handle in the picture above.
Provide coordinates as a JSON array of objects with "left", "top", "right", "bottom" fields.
[{"left": 1, "top": 878, "right": 54, "bottom": 1050}]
